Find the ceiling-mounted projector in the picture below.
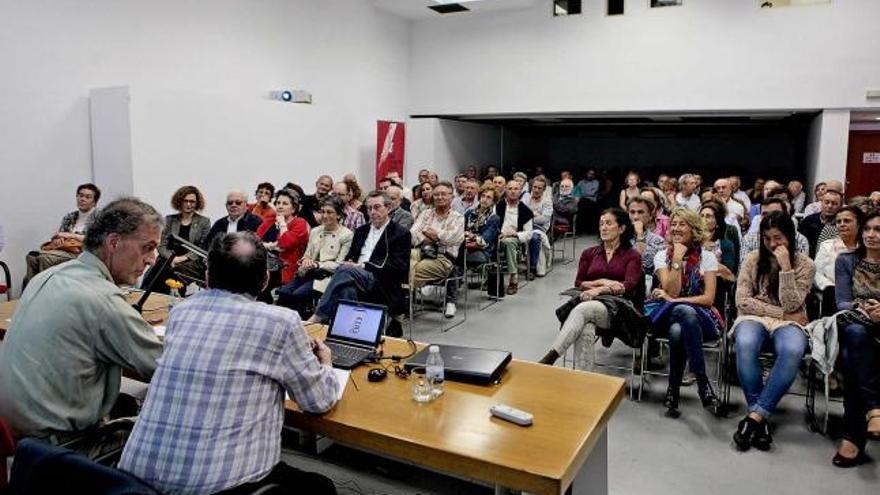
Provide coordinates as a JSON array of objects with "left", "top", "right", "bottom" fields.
[{"left": 271, "top": 89, "right": 312, "bottom": 104}]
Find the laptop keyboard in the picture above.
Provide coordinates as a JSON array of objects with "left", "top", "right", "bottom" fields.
[{"left": 327, "top": 342, "right": 372, "bottom": 368}]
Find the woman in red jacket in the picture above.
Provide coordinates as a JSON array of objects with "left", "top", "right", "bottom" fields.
[{"left": 257, "top": 188, "right": 310, "bottom": 285}]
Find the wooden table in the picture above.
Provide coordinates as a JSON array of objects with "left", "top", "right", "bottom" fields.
[
  {"left": 0, "top": 291, "right": 171, "bottom": 340},
  {"left": 286, "top": 328, "right": 624, "bottom": 495}
]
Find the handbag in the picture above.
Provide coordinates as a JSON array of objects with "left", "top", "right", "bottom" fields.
[{"left": 40, "top": 237, "right": 83, "bottom": 254}]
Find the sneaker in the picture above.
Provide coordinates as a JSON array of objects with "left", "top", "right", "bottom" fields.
[
  {"left": 751, "top": 421, "right": 773, "bottom": 451},
  {"left": 733, "top": 417, "right": 758, "bottom": 452},
  {"left": 444, "top": 303, "right": 457, "bottom": 319}
]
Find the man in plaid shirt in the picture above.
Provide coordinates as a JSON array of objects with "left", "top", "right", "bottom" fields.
[{"left": 119, "top": 232, "right": 339, "bottom": 494}]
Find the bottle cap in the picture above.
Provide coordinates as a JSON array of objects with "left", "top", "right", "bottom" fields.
[{"left": 429, "top": 345, "right": 439, "bottom": 352}]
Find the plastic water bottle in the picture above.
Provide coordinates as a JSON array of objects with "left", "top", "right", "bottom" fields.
[{"left": 425, "top": 345, "right": 445, "bottom": 398}]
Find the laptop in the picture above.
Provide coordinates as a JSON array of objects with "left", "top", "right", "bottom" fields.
[
  {"left": 324, "top": 300, "right": 387, "bottom": 369},
  {"left": 404, "top": 344, "right": 512, "bottom": 385}
]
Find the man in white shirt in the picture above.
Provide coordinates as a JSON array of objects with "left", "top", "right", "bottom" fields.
[
  {"left": 497, "top": 180, "right": 534, "bottom": 295},
  {"left": 675, "top": 173, "right": 701, "bottom": 212},
  {"left": 788, "top": 180, "right": 806, "bottom": 214},
  {"left": 308, "top": 192, "right": 411, "bottom": 332},
  {"left": 525, "top": 177, "right": 553, "bottom": 278},
  {"left": 714, "top": 178, "right": 745, "bottom": 229},
  {"left": 729, "top": 176, "right": 752, "bottom": 216}
]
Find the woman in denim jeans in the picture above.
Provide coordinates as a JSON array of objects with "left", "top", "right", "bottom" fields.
[
  {"left": 732, "top": 211, "right": 815, "bottom": 452},
  {"left": 647, "top": 208, "right": 724, "bottom": 417},
  {"left": 832, "top": 210, "right": 880, "bottom": 467}
]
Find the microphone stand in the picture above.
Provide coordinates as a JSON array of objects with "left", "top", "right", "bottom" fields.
[{"left": 133, "top": 237, "right": 178, "bottom": 314}]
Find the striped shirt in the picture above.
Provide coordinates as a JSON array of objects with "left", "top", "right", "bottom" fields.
[{"left": 118, "top": 289, "right": 338, "bottom": 494}]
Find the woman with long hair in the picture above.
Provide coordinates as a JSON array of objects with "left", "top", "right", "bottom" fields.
[
  {"left": 648, "top": 207, "right": 725, "bottom": 416},
  {"left": 539, "top": 208, "right": 643, "bottom": 370},
  {"left": 700, "top": 200, "right": 737, "bottom": 282},
  {"left": 410, "top": 181, "right": 435, "bottom": 221},
  {"left": 732, "top": 211, "right": 815, "bottom": 452},
  {"left": 832, "top": 210, "right": 880, "bottom": 466}
]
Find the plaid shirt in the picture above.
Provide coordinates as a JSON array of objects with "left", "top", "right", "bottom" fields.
[{"left": 118, "top": 289, "right": 338, "bottom": 494}]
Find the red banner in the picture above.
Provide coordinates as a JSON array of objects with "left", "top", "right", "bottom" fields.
[{"left": 376, "top": 121, "right": 405, "bottom": 187}]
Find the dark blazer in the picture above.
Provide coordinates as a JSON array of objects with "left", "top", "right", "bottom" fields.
[
  {"left": 494, "top": 200, "right": 535, "bottom": 232},
  {"left": 345, "top": 220, "right": 411, "bottom": 314},
  {"left": 158, "top": 213, "right": 211, "bottom": 260},
  {"left": 204, "top": 212, "right": 262, "bottom": 248},
  {"left": 798, "top": 212, "right": 828, "bottom": 256}
]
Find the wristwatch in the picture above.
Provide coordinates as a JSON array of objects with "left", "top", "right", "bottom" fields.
[{"left": 670, "top": 262, "right": 682, "bottom": 271}]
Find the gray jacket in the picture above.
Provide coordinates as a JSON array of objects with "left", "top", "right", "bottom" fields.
[{"left": 158, "top": 213, "right": 211, "bottom": 260}]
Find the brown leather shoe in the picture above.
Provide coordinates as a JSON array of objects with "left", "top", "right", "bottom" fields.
[{"left": 506, "top": 280, "right": 518, "bottom": 295}]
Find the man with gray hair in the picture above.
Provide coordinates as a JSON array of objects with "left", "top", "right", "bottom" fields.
[
  {"left": 386, "top": 184, "right": 414, "bottom": 230},
  {"left": 0, "top": 197, "right": 165, "bottom": 451},
  {"left": 675, "top": 173, "right": 700, "bottom": 212}
]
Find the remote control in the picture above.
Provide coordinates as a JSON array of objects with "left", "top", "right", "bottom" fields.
[{"left": 490, "top": 403, "right": 533, "bottom": 426}]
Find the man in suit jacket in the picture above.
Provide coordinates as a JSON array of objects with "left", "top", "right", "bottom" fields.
[
  {"left": 496, "top": 179, "right": 534, "bottom": 295},
  {"left": 205, "top": 191, "right": 263, "bottom": 248},
  {"left": 308, "top": 191, "right": 410, "bottom": 332}
]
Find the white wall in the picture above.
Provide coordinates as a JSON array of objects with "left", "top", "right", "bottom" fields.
[
  {"left": 0, "top": 0, "right": 409, "bottom": 292},
  {"left": 804, "top": 109, "right": 851, "bottom": 191},
  {"left": 405, "top": 118, "right": 501, "bottom": 187},
  {"left": 408, "top": 0, "right": 880, "bottom": 115}
]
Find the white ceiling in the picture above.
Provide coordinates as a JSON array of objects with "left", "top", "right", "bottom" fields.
[{"left": 373, "top": 0, "right": 541, "bottom": 20}]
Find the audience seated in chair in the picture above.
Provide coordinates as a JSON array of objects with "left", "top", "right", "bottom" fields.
[
  {"left": 464, "top": 184, "right": 501, "bottom": 269},
  {"left": 497, "top": 179, "right": 534, "bottom": 295},
  {"left": 831, "top": 210, "right": 880, "bottom": 467},
  {"left": 452, "top": 177, "right": 479, "bottom": 215},
  {"left": 333, "top": 180, "right": 366, "bottom": 231},
  {"left": 257, "top": 188, "right": 310, "bottom": 285},
  {"left": 524, "top": 176, "right": 553, "bottom": 278},
  {"left": 638, "top": 187, "right": 670, "bottom": 239},
  {"left": 302, "top": 175, "right": 334, "bottom": 227},
  {"left": 700, "top": 200, "right": 738, "bottom": 282},
  {"left": 23, "top": 183, "right": 100, "bottom": 289},
  {"left": 247, "top": 181, "right": 278, "bottom": 223},
  {"left": 675, "top": 173, "right": 701, "bottom": 212},
  {"left": 410, "top": 181, "right": 435, "bottom": 222},
  {"left": 646, "top": 207, "right": 725, "bottom": 417},
  {"left": 538, "top": 208, "right": 644, "bottom": 371},
  {"left": 142, "top": 185, "right": 211, "bottom": 293},
  {"left": 118, "top": 232, "right": 338, "bottom": 494},
  {"left": 0, "top": 198, "right": 164, "bottom": 458},
  {"left": 552, "top": 178, "right": 578, "bottom": 239},
  {"left": 276, "top": 196, "right": 352, "bottom": 319},
  {"left": 626, "top": 196, "right": 665, "bottom": 275},
  {"left": 385, "top": 184, "right": 414, "bottom": 230},
  {"left": 731, "top": 211, "right": 815, "bottom": 452},
  {"left": 205, "top": 190, "right": 263, "bottom": 247},
  {"left": 307, "top": 191, "right": 411, "bottom": 335},
  {"left": 814, "top": 206, "right": 863, "bottom": 317},
  {"left": 409, "top": 181, "right": 465, "bottom": 318},
  {"left": 799, "top": 183, "right": 843, "bottom": 256},
  {"left": 741, "top": 197, "right": 809, "bottom": 267}
]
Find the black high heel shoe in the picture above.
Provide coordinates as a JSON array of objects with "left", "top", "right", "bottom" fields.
[
  {"left": 663, "top": 387, "right": 680, "bottom": 418},
  {"left": 833, "top": 450, "right": 868, "bottom": 468},
  {"left": 697, "top": 380, "right": 723, "bottom": 416}
]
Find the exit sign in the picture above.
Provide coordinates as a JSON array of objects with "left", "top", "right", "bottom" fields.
[{"left": 865, "top": 152, "right": 880, "bottom": 164}]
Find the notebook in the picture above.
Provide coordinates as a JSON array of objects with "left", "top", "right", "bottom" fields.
[
  {"left": 324, "top": 299, "right": 386, "bottom": 369},
  {"left": 404, "top": 344, "right": 512, "bottom": 385}
]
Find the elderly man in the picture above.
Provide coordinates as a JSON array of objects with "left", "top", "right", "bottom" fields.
[
  {"left": 788, "top": 180, "right": 806, "bottom": 214},
  {"left": 525, "top": 176, "right": 553, "bottom": 278},
  {"left": 729, "top": 175, "right": 752, "bottom": 215},
  {"left": 713, "top": 178, "right": 746, "bottom": 227},
  {"left": 119, "top": 232, "right": 338, "bottom": 494},
  {"left": 453, "top": 173, "right": 468, "bottom": 197},
  {"left": 800, "top": 185, "right": 843, "bottom": 255},
  {"left": 417, "top": 168, "right": 431, "bottom": 185},
  {"left": 23, "top": 183, "right": 102, "bottom": 289},
  {"left": 205, "top": 190, "right": 263, "bottom": 247},
  {"left": 497, "top": 180, "right": 534, "bottom": 295},
  {"left": 410, "top": 182, "right": 465, "bottom": 317},
  {"left": 307, "top": 192, "right": 410, "bottom": 335},
  {"left": 386, "top": 184, "right": 414, "bottom": 230},
  {"left": 301, "top": 175, "right": 333, "bottom": 226},
  {"left": 0, "top": 198, "right": 164, "bottom": 453},
  {"left": 552, "top": 178, "right": 578, "bottom": 237},
  {"left": 675, "top": 173, "right": 701, "bottom": 212},
  {"left": 452, "top": 178, "right": 478, "bottom": 215}
]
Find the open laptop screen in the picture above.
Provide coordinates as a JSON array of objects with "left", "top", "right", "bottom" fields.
[{"left": 327, "top": 300, "right": 385, "bottom": 347}]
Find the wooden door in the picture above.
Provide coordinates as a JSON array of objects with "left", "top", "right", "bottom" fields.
[{"left": 846, "top": 131, "right": 880, "bottom": 197}]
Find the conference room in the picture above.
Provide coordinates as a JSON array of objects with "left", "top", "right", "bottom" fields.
[{"left": 1, "top": 1, "right": 879, "bottom": 494}]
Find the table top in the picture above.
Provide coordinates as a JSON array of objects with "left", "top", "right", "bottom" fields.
[
  {"left": 0, "top": 291, "right": 171, "bottom": 339},
  {"left": 287, "top": 327, "right": 625, "bottom": 495}
]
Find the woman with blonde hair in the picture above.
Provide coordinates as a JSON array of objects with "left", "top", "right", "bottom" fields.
[{"left": 648, "top": 207, "right": 724, "bottom": 417}]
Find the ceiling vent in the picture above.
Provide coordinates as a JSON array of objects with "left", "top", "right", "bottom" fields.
[{"left": 428, "top": 3, "right": 470, "bottom": 14}]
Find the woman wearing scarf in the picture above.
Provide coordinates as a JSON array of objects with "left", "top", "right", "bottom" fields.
[
  {"left": 731, "top": 211, "right": 814, "bottom": 452},
  {"left": 463, "top": 183, "right": 501, "bottom": 268},
  {"left": 647, "top": 207, "right": 724, "bottom": 417}
]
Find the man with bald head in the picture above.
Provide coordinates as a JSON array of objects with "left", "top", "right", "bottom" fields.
[
  {"left": 120, "top": 232, "right": 339, "bottom": 494},
  {"left": 205, "top": 190, "right": 263, "bottom": 247},
  {"left": 714, "top": 178, "right": 745, "bottom": 228},
  {"left": 497, "top": 180, "right": 534, "bottom": 295},
  {"left": 788, "top": 180, "right": 806, "bottom": 214},
  {"left": 799, "top": 182, "right": 844, "bottom": 255},
  {"left": 386, "top": 185, "right": 414, "bottom": 230}
]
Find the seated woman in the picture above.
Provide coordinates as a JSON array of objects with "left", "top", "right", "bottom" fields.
[
  {"left": 464, "top": 183, "right": 501, "bottom": 268},
  {"left": 700, "top": 200, "right": 738, "bottom": 281},
  {"left": 619, "top": 171, "right": 641, "bottom": 210},
  {"left": 732, "top": 211, "right": 815, "bottom": 452},
  {"left": 831, "top": 210, "right": 880, "bottom": 467},
  {"left": 814, "top": 206, "right": 863, "bottom": 317},
  {"left": 639, "top": 187, "right": 670, "bottom": 238},
  {"left": 276, "top": 196, "right": 353, "bottom": 318},
  {"left": 648, "top": 207, "right": 724, "bottom": 416},
  {"left": 538, "top": 208, "right": 642, "bottom": 371},
  {"left": 257, "top": 188, "right": 310, "bottom": 285},
  {"left": 410, "top": 181, "right": 434, "bottom": 221},
  {"left": 142, "top": 185, "right": 211, "bottom": 293}
]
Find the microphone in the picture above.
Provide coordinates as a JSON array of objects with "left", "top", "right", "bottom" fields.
[{"left": 133, "top": 236, "right": 178, "bottom": 314}]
